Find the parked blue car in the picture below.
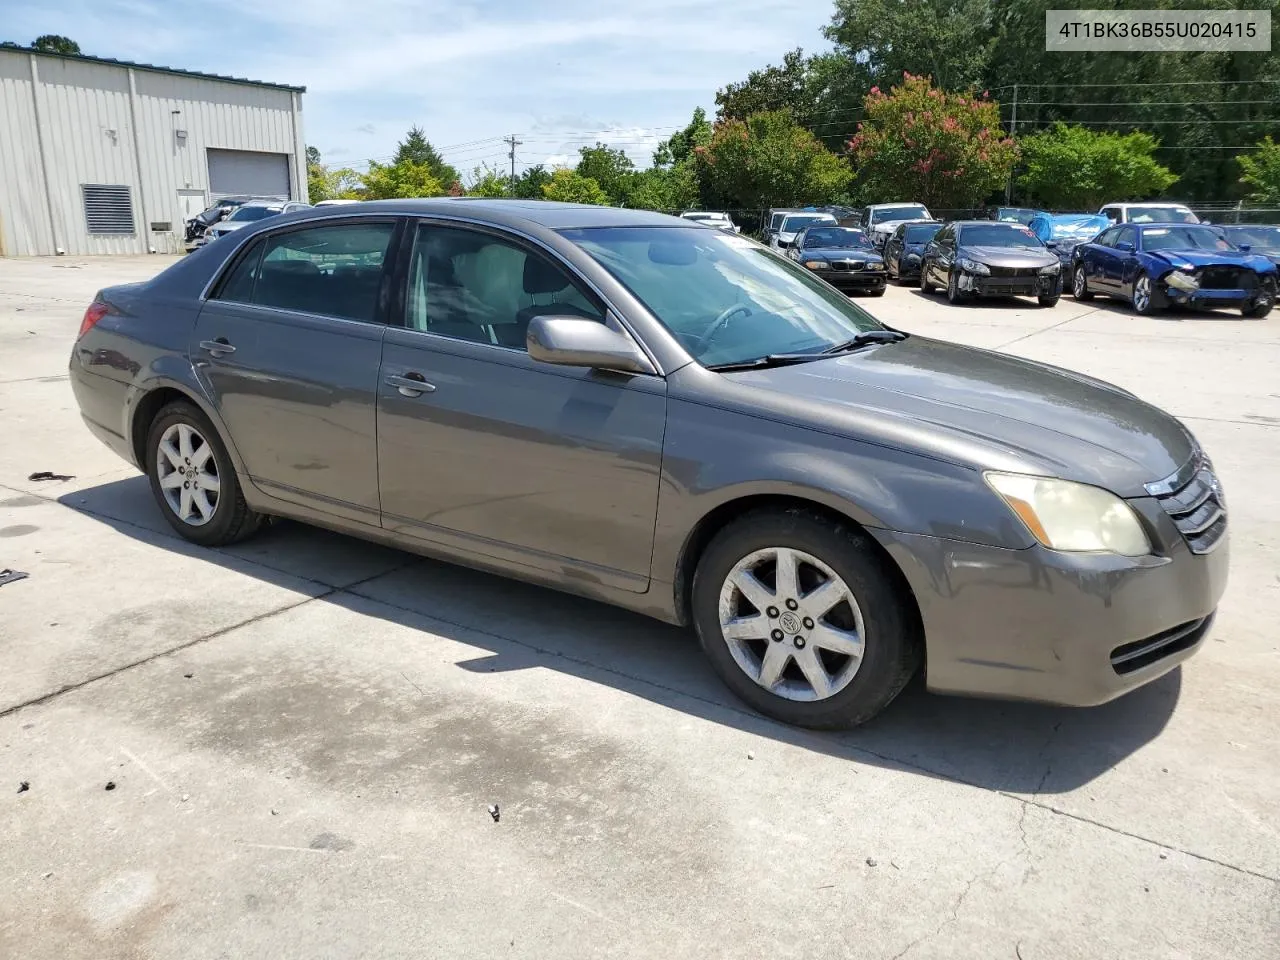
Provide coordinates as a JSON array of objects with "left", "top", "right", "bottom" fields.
[
  {"left": 1069, "top": 222, "right": 1276, "bottom": 318},
  {"left": 1218, "top": 224, "right": 1280, "bottom": 267},
  {"left": 1029, "top": 213, "right": 1110, "bottom": 268}
]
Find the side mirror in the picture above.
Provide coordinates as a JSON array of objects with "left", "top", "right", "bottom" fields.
[
  {"left": 1116, "top": 241, "right": 1135, "bottom": 253},
  {"left": 526, "top": 316, "right": 655, "bottom": 375},
  {"left": 1045, "top": 240, "right": 1058, "bottom": 249},
  {"left": 1239, "top": 243, "right": 1252, "bottom": 252}
]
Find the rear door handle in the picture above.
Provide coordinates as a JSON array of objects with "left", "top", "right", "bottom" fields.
[
  {"left": 386, "top": 372, "right": 436, "bottom": 398},
  {"left": 199, "top": 338, "right": 235, "bottom": 358}
]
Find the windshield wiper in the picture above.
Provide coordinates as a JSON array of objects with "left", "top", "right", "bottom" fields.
[
  {"left": 704, "top": 353, "right": 829, "bottom": 372},
  {"left": 821, "top": 329, "right": 908, "bottom": 353}
]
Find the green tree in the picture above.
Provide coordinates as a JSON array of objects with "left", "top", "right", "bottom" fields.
[
  {"left": 542, "top": 169, "right": 609, "bottom": 205},
  {"left": 700, "top": 110, "right": 852, "bottom": 210},
  {"left": 512, "top": 164, "right": 552, "bottom": 199},
  {"left": 393, "top": 126, "right": 460, "bottom": 190},
  {"left": 628, "top": 164, "right": 699, "bottom": 212},
  {"left": 467, "top": 164, "right": 511, "bottom": 198},
  {"left": 306, "top": 145, "right": 322, "bottom": 167},
  {"left": 1238, "top": 136, "right": 1280, "bottom": 205},
  {"left": 308, "top": 164, "right": 362, "bottom": 203},
  {"left": 717, "top": 49, "right": 814, "bottom": 123},
  {"left": 1017, "top": 123, "right": 1179, "bottom": 210},
  {"left": 360, "top": 160, "right": 444, "bottom": 199},
  {"left": 847, "top": 73, "right": 1017, "bottom": 210},
  {"left": 31, "top": 34, "right": 80, "bottom": 54},
  {"left": 575, "top": 143, "right": 636, "bottom": 204},
  {"left": 653, "top": 108, "right": 713, "bottom": 168}
]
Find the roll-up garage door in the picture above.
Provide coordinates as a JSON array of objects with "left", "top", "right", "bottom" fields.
[{"left": 207, "top": 149, "right": 291, "bottom": 201}]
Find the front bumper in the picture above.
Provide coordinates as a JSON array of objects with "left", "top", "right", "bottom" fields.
[
  {"left": 870, "top": 512, "right": 1228, "bottom": 707},
  {"left": 1164, "top": 285, "right": 1266, "bottom": 309},
  {"left": 958, "top": 272, "right": 1061, "bottom": 298},
  {"left": 821, "top": 270, "right": 887, "bottom": 291}
]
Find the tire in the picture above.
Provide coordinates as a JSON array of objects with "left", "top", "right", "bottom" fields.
[
  {"left": 1038, "top": 295, "right": 1059, "bottom": 308},
  {"left": 691, "top": 508, "right": 921, "bottom": 729},
  {"left": 1244, "top": 299, "right": 1272, "bottom": 319},
  {"left": 1131, "top": 271, "right": 1159, "bottom": 315},
  {"left": 946, "top": 269, "right": 967, "bottom": 305},
  {"left": 145, "top": 401, "right": 263, "bottom": 547},
  {"left": 1071, "top": 264, "right": 1093, "bottom": 301},
  {"left": 919, "top": 262, "right": 935, "bottom": 294},
  {"left": 869, "top": 286, "right": 886, "bottom": 297}
]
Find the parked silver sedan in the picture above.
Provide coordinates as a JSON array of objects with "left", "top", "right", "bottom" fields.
[{"left": 69, "top": 200, "right": 1227, "bottom": 727}]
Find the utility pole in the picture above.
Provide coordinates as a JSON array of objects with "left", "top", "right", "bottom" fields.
[
  {"left": 1003, "top": 87, "right": 1013, "bottom": 207},
  {"left": 504, "top": 134, "right": 522, "bottom": 196}
]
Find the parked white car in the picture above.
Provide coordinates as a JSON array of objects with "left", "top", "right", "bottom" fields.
[
  {"left": 1098, "top": 202, "right": 1200, "bottom": 225},
  {"left": 205, "top": 200, "right": 312, "bottom": 240},
  {"left": 859, "top": 203, "right": 934, "bottom": 249},
  {"left": 770, "top": 212, "right": 837, "bottom": 250},
  {"left": 679, "top": 211, "right": 740, "bottom": 233}
]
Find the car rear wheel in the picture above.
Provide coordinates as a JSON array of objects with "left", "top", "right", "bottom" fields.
[
  {"left": 691, "top": 509, "right": 920, "bottom": 729},
  {"left": 1072, "top": 265, "right": 1093, "bottom": 301},
  {"left": 145, "top": 401, "right": 263, "bottom": 547},
  {"left": 1038, "top": 294, "right": 1059, "bottom": 307},
  {"left": 1132, "top": 272, "right": 1159, "bottom": 315}
]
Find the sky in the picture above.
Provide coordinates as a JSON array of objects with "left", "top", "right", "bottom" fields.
[{"left": 3, "top": 0, "right": 834, "bottom": 178}]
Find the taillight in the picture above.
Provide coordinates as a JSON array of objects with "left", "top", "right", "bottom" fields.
[{"left": 79, "top": 301, "right": 109, "bottom": 339}]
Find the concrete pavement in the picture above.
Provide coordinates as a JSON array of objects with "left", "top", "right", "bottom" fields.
[{"left": 2, "top": 255, "right": 1277, "bottom": 959}]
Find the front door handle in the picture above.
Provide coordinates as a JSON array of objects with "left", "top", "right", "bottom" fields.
[
  {"left": 199, "top": 338, "right": 235, "bottom": 358},
  {"left": 386, "top": 372, "right": 436, "bottom": 398}
]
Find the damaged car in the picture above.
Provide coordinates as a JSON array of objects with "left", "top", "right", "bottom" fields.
[
  {"left": 920, "top": 220, "right": 1062, "bottom": 307},
  {"left": 1070, "top": 222, "right": 1277, "bottom": 318}
]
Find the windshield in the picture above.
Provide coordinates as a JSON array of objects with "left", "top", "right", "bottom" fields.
[
  {"left": 561, "top": 226, "right": 883, "bottom": 368},
  {"left": 769, "top": 213, "right": 789, "bottom": 230},
  {"left": 1051, "top": 217, "right": 1109, "bottom": 239},
  {"left": 228, "top": 205, "right": 281, "bottom": 222},
  {"left": 1126, "top": 205, "right": 1198, "bottom": 224},
  {"left": 1222, "top": 225, "right": 1280, "bottom": 252},
  {"left": 1141, "top": 226, "right": 1232, "bottom": 252},
  {"left": 684, "top": 213, "right": 726, "bottom": 222},
  {"left": 781, "top": 215, "right": 834, "bottom": 233},
  {"left": 958, "top": 224, "right": 1044, "bottom": 248},
  {"left": 904, "top": 223, "right": 941, "bottom": 243},
  {"left": 802, "top": 227, "right": 871, "bottom": 249},
  {"left": 870, "top": 205, "right": 929, "bottom": 225}
]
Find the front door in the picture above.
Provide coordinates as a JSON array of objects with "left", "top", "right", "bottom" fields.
[
  {"left": 1099, "top": 225, "right": 1137, "bottom": 293},
  {"left": 376, "top": 220, "right": 667, "bottom": 592},
  {"left": 192, "top": 218, "right": 400, "bottom": 524}
]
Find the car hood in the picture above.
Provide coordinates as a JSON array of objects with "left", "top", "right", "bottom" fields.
[
  {"left": 210, "top": 220, "right": 252, "bottom": 233},
  {"left": 1146, "top": 249, "right": 1276, "bottom": 272},
  {"left": 959, "top": 245, "right": 1060, "bottom": 268},
  {"left": 803, "top": 247, "right": 883, "bottom": 262},
  {"left": 722, "top": 336, "right": 1195, "bottom": 495}
]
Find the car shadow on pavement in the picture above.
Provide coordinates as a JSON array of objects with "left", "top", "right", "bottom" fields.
[{"left": 63, "top": 476, "right": 1182, "bottom": 798}]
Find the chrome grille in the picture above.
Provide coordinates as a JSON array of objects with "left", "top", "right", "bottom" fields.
[
  {"left": 828, "top": 260, "right": 866, "bottom": 272},
  {"left": 1148, "top": 455, "right": 1227, "bottom": 555}
]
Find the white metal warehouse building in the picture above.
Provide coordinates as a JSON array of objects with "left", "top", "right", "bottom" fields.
[{"left": 0, "top": 48, "right": 306, "bottom": 257}]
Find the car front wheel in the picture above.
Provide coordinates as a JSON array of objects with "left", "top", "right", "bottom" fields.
[
  {"left": 919, "top": 262, "right": 935, "bottom": 294},
  {"left": 1132, "top": 271, "right": 1160, "bottom": 315},
  {"left": 691, "top": 509, "right": 920, "bottom": 729},
  {"left": 145, "top": 401, "right": 263, "bottom": 546},
  {"left": 946, "top": 270, "right": 968, "bottom": 304}
]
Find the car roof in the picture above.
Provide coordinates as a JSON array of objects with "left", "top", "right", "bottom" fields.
[
  {"left": 953, "top": 219, "right": 1033, "bottom": 227},
  {"left": 300, "top": 198, "right": 686, "bottom": 231},
  {"left": 870, "top": 202, "right": 928, "bottom": 209}
]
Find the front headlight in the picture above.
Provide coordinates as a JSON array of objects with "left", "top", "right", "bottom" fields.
[
  {"left": 868, "top": 261, "right": 885, "bottom": 270},
  {"left": 803, "top": 260, "right": 829, "bottom": 269},
  {"left": 1039, "top": 263, "right": 1061, "bottom": 275},
  {"left": 958, "top": 257, "right": 990, "bottom": 275},
  {"left": 985, "top": 472, "right": 1151, "bottom": 557}
]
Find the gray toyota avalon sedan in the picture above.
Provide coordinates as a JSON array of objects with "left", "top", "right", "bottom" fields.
[{"left": 69, "top": 200, "right": 1228, "bottom": 728}]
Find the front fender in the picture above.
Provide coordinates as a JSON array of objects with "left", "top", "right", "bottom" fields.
[{"left": 649, "top": 396, "right": 1035, "bottom": 587}]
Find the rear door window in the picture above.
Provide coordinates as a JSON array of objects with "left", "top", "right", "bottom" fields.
[{"left": 217, "top": 221, "right": 397, "bottom": 323}]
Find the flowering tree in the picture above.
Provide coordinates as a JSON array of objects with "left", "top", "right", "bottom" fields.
[{"left": 847, "top": 73, "right": 1017, "bottom": 210}]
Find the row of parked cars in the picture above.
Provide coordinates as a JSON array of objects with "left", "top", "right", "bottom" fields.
[
  {"left": 184, "top": 195, "right": 344, "bottom": 250},
  {"left": 743, "top": 200, "right": 1279, "bottom": 318}
]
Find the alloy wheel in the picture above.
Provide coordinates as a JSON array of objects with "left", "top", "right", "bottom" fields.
[
  {"left": 155, "top": 422, "right": 220, "bottom": 526},
  {"left": 1133, "top": 274, "right": 1151, "bottom": 312},
  {"left": 716, "top": 546, "right": 865, "bottom": 702},
  {"left": 1073, "top": 267, "right": 1087, "bottom": 298}
]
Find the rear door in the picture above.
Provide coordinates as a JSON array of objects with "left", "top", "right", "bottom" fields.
[
  {"left": 192, "top": 217, "right": 400, "bottom": 524},
  {"left": 375, "top": 219, "right": 667, "bottom": 592}
]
